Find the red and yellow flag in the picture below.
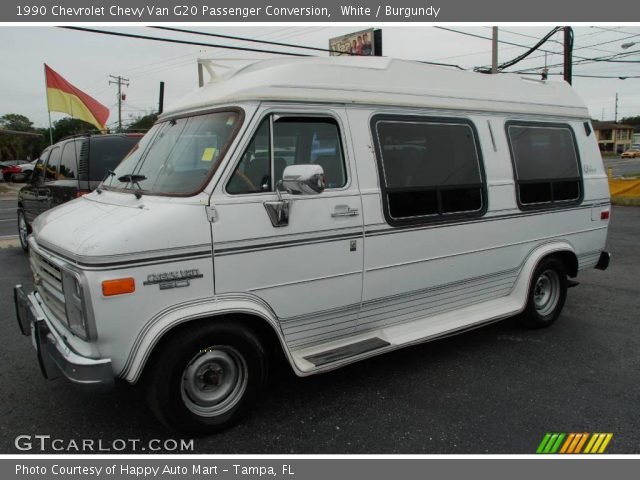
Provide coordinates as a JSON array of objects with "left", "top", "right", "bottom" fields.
[{"left": 45, "top": 64, "right": 109, "bottom": 131}]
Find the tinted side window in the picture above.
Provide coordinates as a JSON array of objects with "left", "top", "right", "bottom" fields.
[
  {"left": 88, "top": 136, "right": 140, "bottom": 181},
  {"left": 274, "top": 117, "right": 347, "bottom": 189},
  {"left": 33, "top": 148, "right": 51, "bottom": 180},
  {"left": 45, "top": 147, "right": 61, "bottom": 180},
  {"left": 59, "top": 140, "right": 81, "bottom": 179},
  {"left": 507, "top": 124, "right": 581, "bottom": 207},
  {"left": 227, "top": 115, "right": 347, "bottom": 195},
  {"left": 372, "top": 116, "right": 485, "bottom": 224}
]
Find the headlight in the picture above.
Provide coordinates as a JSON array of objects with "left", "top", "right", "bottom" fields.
[{"left": 61, "top": 269, "right": 90, "bottom": 339}]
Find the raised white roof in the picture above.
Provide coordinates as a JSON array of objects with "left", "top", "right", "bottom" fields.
[{"left": 161, "top": 57, "right": 589, "bottom": 119}]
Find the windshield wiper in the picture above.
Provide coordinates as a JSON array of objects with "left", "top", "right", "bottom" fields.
[{"left": 117, "top": 173, "right": 147, "bottom": 199}]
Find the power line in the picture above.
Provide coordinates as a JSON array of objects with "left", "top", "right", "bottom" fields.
[
  {"left": 591, "top": 26, "right": 640, "bottom": 36},
  {"left": 151, "top": 26, "right": 349, "bottom": 55},
  {"left": 507, "top": 32, "right": 640, "bottom": 70},
  {"left": 60, "top": 27, "right": 310, "bottom": 57},
  {"left": 475, "top": 27, "right": 564, "bottom": 73},
  {"left": 436, "top": 26, "right": 640, "bottom": 69},
  {"left": 513, "top": 48, "right": 640, "bottom": 74},
  {"left": 519, "top": 71, "right": 640, "bottom": 79}
]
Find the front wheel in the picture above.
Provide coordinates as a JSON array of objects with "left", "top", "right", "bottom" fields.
[
  {"left": 144, "top": 321, "right": 268, "bottom": 435},
  {"left": 17, "top": 210, "right": 29, "bottom": 252},
  {"left": 518, "top": 257, "right": 568, "bottom": 329}
]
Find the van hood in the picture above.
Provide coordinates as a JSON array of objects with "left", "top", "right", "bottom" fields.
[{"left": 32, "top": 191, "right": 212, "bottom": 265}]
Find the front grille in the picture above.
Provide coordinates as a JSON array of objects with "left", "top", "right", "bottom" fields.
[{"left": 30, "top": 248, "right": 67, "bottom": 324}]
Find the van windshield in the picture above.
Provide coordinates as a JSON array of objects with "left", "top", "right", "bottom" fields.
[{"left": 103, "top": 110, "right": 241, "bottom": 195}]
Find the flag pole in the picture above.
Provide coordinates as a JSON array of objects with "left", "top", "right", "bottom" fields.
[{"left": 43, "top": 64, "right": 53, "bottom": 146}]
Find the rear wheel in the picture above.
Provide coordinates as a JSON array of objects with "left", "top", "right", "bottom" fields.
[
  {"left": 17, "top": 210, "right": 29, "bottom": 252},
  {"left": 144, "top": 321, "right": 268, "bottom": 435},
  {"left": 518, "top": 257, "right": 567, "bottom": 329}
]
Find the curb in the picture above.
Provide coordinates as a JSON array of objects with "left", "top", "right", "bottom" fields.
[{"left": 0, "top": 236, "right": 20, "bottom": 249}]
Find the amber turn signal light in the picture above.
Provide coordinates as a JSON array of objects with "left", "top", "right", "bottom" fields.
[{"left": 102, "top": 277, "right": 135, "bottom": 297}]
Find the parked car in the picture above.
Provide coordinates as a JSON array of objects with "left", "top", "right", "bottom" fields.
[
  {"left": 8, "top": 159, "right": 39, "bottom": 182},
  {"left": 1, "top": 159, "right": 29, "bottom": 181},
  {"left": 14, "top": 58, "right": 611, "bottom": 434},
  {"left": 620, "top": 148, "right": 640, "bottom": 159},
  {"left": 16, "top": 133, "right": 142, "bottom": 250}
]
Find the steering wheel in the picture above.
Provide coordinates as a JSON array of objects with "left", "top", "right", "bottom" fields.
[{"left": 233, "top": 170, "right": 257, "bottom": 192}]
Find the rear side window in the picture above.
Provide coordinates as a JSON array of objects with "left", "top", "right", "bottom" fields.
[
  {"left": 88, "top": 136, "right": 141, "bottom": 181},
  {"left": 506, "top": 123, "right": 582, "bottom": 208},
  {"left": 45, "top": 147, "right": 61, "bottom": 180},
  {"left": 59, "top": 139, "right": 82, "bottom": 179},
  {"left": 371, "top": 115, "right": 486, "bottom": 225}
]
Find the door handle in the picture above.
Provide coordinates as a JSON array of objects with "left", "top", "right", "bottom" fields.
[{"left": 332, "top": 206, "right": 359, "bottom": 218}]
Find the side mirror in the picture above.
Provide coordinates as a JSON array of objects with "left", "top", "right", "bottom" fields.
[{"left": 281, "top": 164, "right": 325, "bottom": 195}]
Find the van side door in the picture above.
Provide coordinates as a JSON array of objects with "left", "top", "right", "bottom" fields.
[
  {"left": 354, "top": 110, "right": 516, "bottom": 335},
  {"left": 210, "top": 107, "right": 364, "bottom": 351}
]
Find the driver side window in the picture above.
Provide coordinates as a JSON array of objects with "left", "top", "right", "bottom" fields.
[
  {"left": 226, "top": 118, "right": 271, "bottom": 194},
  {"left": 226, "top": 114, "right": 347, "bottom": 195}
]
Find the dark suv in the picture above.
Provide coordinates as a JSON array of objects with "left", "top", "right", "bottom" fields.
[{"left": 17, "top": 133, "right": 142, "bottom": 251}]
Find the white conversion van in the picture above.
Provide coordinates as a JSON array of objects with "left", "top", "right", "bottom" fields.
[{"left": 14, "top": 57, "right": 610, "bottom": 434}]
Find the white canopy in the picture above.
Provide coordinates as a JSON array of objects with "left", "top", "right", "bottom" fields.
[{"left": 161, "top": 57, "right": 589, "bottom": 120}]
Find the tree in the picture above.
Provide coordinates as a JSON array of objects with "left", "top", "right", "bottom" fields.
[
  {"left": 0, "top": 113, "right": 34, "bottom": 132},
  {"left": 51, "top": 117, "right": 99, "bottom": 143},
  {"left": 126, "top": 113, "right": 158, "bottom": 133},
  {"left": 0, "top": 113, "right": 45, "bottom": 161},
  {"left": 620, "top": 116, "right": 640, "bottom": 127}
]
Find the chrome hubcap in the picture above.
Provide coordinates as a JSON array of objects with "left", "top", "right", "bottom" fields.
[
  {"left": 181, "top": 346, "right": 248, "bottom": 416},
  {"left": 533, "top": 270, "right": 560, "bottom": 316},
  {"left": 18, "top": 213, "right": 28, "bottom": 245}
]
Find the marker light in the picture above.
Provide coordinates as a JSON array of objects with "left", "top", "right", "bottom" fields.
[
  {"left": 102, "top": 278, "right": 135, "bottom": 297},
  {"left": 601, "top": 210, "right": 610, "bottom": 220}
]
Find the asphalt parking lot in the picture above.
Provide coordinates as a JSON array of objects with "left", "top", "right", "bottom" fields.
[
  {"left": 0, "top": 206, "right": 638, "bottom": 454},
  {"left": 0, "top": 197, "right": 17, "bottom": 238},
  {"left": 603, "top": 156, "right": 640, "bottom": 177}
]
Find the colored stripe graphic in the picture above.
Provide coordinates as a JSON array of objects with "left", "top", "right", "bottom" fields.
[
  {"left": 584, "top": 433, "right": 614, "bottom": 454},
  {"left": 538, "top": 433, "right": 613, "bottom": 454}
]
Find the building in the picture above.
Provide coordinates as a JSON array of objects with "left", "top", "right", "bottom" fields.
[
  {"left": 632, "top": 126, "right": 640, "bottom": 146},
  {"left": 592, "top": 121, "right": 635, "bottom": 154}
]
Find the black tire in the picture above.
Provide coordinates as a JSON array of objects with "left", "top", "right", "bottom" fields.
[
  {"left": 518, "top": 257, "right": 568, "bottom": 329},
  {"left": 144, "top": 320, "right": 268, "bottom": 435},
  {"left": 17, "top": 209, "right": 29, "bottom": 252}
]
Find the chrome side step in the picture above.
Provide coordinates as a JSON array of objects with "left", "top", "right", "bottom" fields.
[{"left": 303, "top": 337, "right": 390, "bottom": 367}]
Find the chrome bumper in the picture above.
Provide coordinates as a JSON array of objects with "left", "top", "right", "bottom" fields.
[{"left": 14, "top": 285, "right": 113, "bottom": 385}]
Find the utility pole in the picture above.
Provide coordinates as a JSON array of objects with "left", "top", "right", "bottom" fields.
[
  {"left": 158, "top": 81, "right": 165, "bottom": 114},
  {"left": 614, "top": 93, "right": 619, "bottom": 122},
  {"left": 491, "top": 27, "right": 498, "bottom": 74},
  {"left": 563, "top": 26, "right": 573, "bottom": 85},
  {"left": 108, "top": 74, "right": 129, "bottom": 132}
]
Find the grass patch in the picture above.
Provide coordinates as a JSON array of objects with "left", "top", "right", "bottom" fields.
[
  {"left": 0, "top": 183, "right": 21, "bottom": 194},
  {"left": 611, "top": 196, "right": 640, "bottom": 206}
]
